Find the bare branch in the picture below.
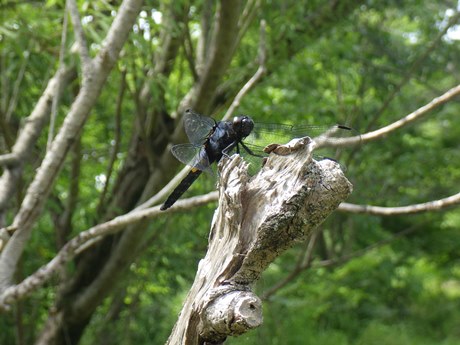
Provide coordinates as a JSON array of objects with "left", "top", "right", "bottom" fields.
[
  {"left": 47, "top": 8, "right": 69, "bottom": 151},
  {"left": 0, "top": 192, "right": 216, "bottom": 310},
  {"left": 331, "top": 83, "right": 460, "bottom": 148},
  {"left": 222, "top": 19, "right": 266, "bottom": 122},
  {"left": 365, "top": 10, "right": 460, "bottom": 131},
  {"left": 56, "top": 136, "right": 81, "bottom": 249},
  {"left": 235, "top": 0, "right": 261, "bottom": 54},
  {"left": 261, "top": 229, "right": 320, "bottom": 301},
  {"left": 339, "top": 191, "right": 460, "bottom": 215},
  {"left": 66, "top": 0, "right": 91, "bottom": 73},
  {"left": 183, "top": 22, "right": 198, "bottom": 82},
  {"left": 314, "top": 225, "right": 420, "bottom": 268},
  {"left": 189, "top": 0, "right": 244, "bottom": 113},
  {"left": 196, "top": 0, "right": 214, "bottom": 72},
  {"left": 96, "top": 68, "right": 126, "bottom": 214},
  {"left": 261, "top": 225, "right": 420, "bottom": 300},
  {"left": 5, "top": 43, "right": 30, "bottom": 122},
  {"left": 0, "top": 67, "right": 77, "bottom": 216},
  {"left": 0, "top": 0, "right": 144, "bottom": 292}
]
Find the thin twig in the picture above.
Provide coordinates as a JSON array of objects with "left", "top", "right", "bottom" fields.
[
  {"left": 183, "top": 22, "right": 198, "bottom": 81},
  {"left": 5, "top": 42, "right": 30, "bottom": 122},
  {"left": 261, "top": 229, "right": 319, "bottom": 300},
  {"left": 314, "top": 225, "right": 420, "bottom": 268},
  {"left": 66, "top": 0, "right": 91, "bottom": 73},
  {"left": 262, "top": 225, "right": 420, "bottom": 301},
  {"left": 234, "top": 0, "right": 260, "bottom": 54},
  {"left": 339, "top": 190, "right": 460, "bottom": 215},
  {"left": 47, "top": 9, "right": 69, "bottom": 151},
  {"left": 96, "top": 69, "right": 126, "bottom": 214},
  {"left": 222, "top": 19, "right": 266, "bottom": 121},
  {"left": 365, "top": 10, "right": 460, "bottom": 131},
  {"left": 196, "top": 0, "right": 214, "bottom": 71},
  {"left": 330, "top": 82, "right": 460, "bottom": 148}
]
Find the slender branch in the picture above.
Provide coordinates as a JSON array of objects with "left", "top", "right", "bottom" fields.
[
  {"left": 0, "top": 66, "right": 77, "bottom": 218},
  {"left": 5, "top": 42, "right": 30, "bottom": 122},
  {"left": 0, "top": 111, "right": 15, "bottom": 151},
  {"left": 314, "top": 225, "right": 420, "bottom": 268},
  {"left": 58, "top": 136, "right": 81, "bottom": 248},
  {"left": 195, "top": 0, "right": 214, "bottom": 72},
  {"left": 234, "top": 0, "right": 260, "bottom": 54},
  {"left": 191, "top": 0, "right": 244, "bottom": 113},
  {"left": 339, "top": 190, "right": 460, "bottom": 215},
  {"left": 0, "top": 192, "right": 217, "bottom": 310},
  {"left": 66, "top": 0, "right": 91, "bottom": 73},
  {"left": 365, "top": 10, "right": 460, "bottom": 131},
  {"left": 262, "top": 225, "right": 420, "bottom": 300},
  {"left": 261, "top": 229, "right": 319, "bottom": 301},
  {"left": 183, "top": 21, "right": 198, "bottom": 82},
  {"left": 222, "top": 19, "right": 266, "bottom": 121},
  {"left": 331, "top": 83, "right": 460, "bottom": 148},
  {"left": 96, "top": 68, "right": 126, "bottom": 214},
  {"left": 0, "top": 153, "right": 18, "bottom": 166},
  {"left": 47, "top": 8, "right": 69, "bottom": 151}
]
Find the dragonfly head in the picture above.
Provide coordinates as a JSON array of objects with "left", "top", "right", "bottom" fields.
[{"left": 233, "top": 115, "right": 254, "bottom": 138}]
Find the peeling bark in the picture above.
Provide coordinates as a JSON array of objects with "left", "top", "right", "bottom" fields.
[{"left": 167, "top": 138, "right": 353, "bottom": 344}]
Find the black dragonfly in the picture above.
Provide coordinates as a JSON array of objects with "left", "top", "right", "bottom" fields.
[{"left": 160, "top": 109, "right": 353, "bottom": 210}]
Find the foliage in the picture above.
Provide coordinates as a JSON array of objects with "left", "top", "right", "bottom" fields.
[{"left": 1, "top": 0, "right": 460, "bottom": 344}]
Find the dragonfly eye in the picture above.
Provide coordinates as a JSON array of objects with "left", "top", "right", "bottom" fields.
[{"left": 233, "top": 116, "right": 254, "bottom": 137}]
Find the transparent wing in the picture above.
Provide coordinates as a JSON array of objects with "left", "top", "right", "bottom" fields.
[
  {"left": 183, "top": 109, "right": 216, "bottom": 146},
  {"left": 171, "top": 143, "right": 213, "bottom": 174},
  {"left": 246, "top": 123, "right": 359, "bottom": 148},
  {"left": 240, "top": 123, "right": 360, "bottom": 175}
]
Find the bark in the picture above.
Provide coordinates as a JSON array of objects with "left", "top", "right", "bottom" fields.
[{"left": 167, "top": 137, "right": 352, "bottom": 344}]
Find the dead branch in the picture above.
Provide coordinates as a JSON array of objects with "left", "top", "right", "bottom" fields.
[{"left": 166, "top": 137, "right": 352, "bottom": 344}]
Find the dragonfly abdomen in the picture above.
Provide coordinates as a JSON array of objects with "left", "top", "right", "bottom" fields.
[{"left": 160, "top": 168, "right": 203, "bottom": 210}]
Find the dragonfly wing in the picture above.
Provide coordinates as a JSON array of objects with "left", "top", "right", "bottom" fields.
[
  {"left": 247, "top": 123, "right": 359, "bottom": 148},
  {"left": 171, "top": 143, "right": 213, "bottom": 174},
  {"left": 311, "top": 125, "right": 360, "bottom": 147},
  {"left": 183, "top": 109, "right": 216, "bottom": 146}
]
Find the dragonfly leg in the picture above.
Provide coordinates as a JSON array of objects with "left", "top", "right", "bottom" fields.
[
  {"left": 221, "top": 141, "right": 238, "bottom": 159},
  {"left": 240, "top": 141, "right": 263, "bottom": 158}
]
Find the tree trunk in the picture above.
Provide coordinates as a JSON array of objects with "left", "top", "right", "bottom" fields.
[{"left": 167, "top": 137, "right": 353, "bottom": 344}]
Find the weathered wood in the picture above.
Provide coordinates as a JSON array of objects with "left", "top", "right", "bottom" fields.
[{"left": 167, "top": 137, "right": 353, "bottom": 345}]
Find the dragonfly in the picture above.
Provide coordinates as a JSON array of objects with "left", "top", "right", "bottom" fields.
[{"left": 160, "top": 109, "right": 354, "bottom": 210}]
